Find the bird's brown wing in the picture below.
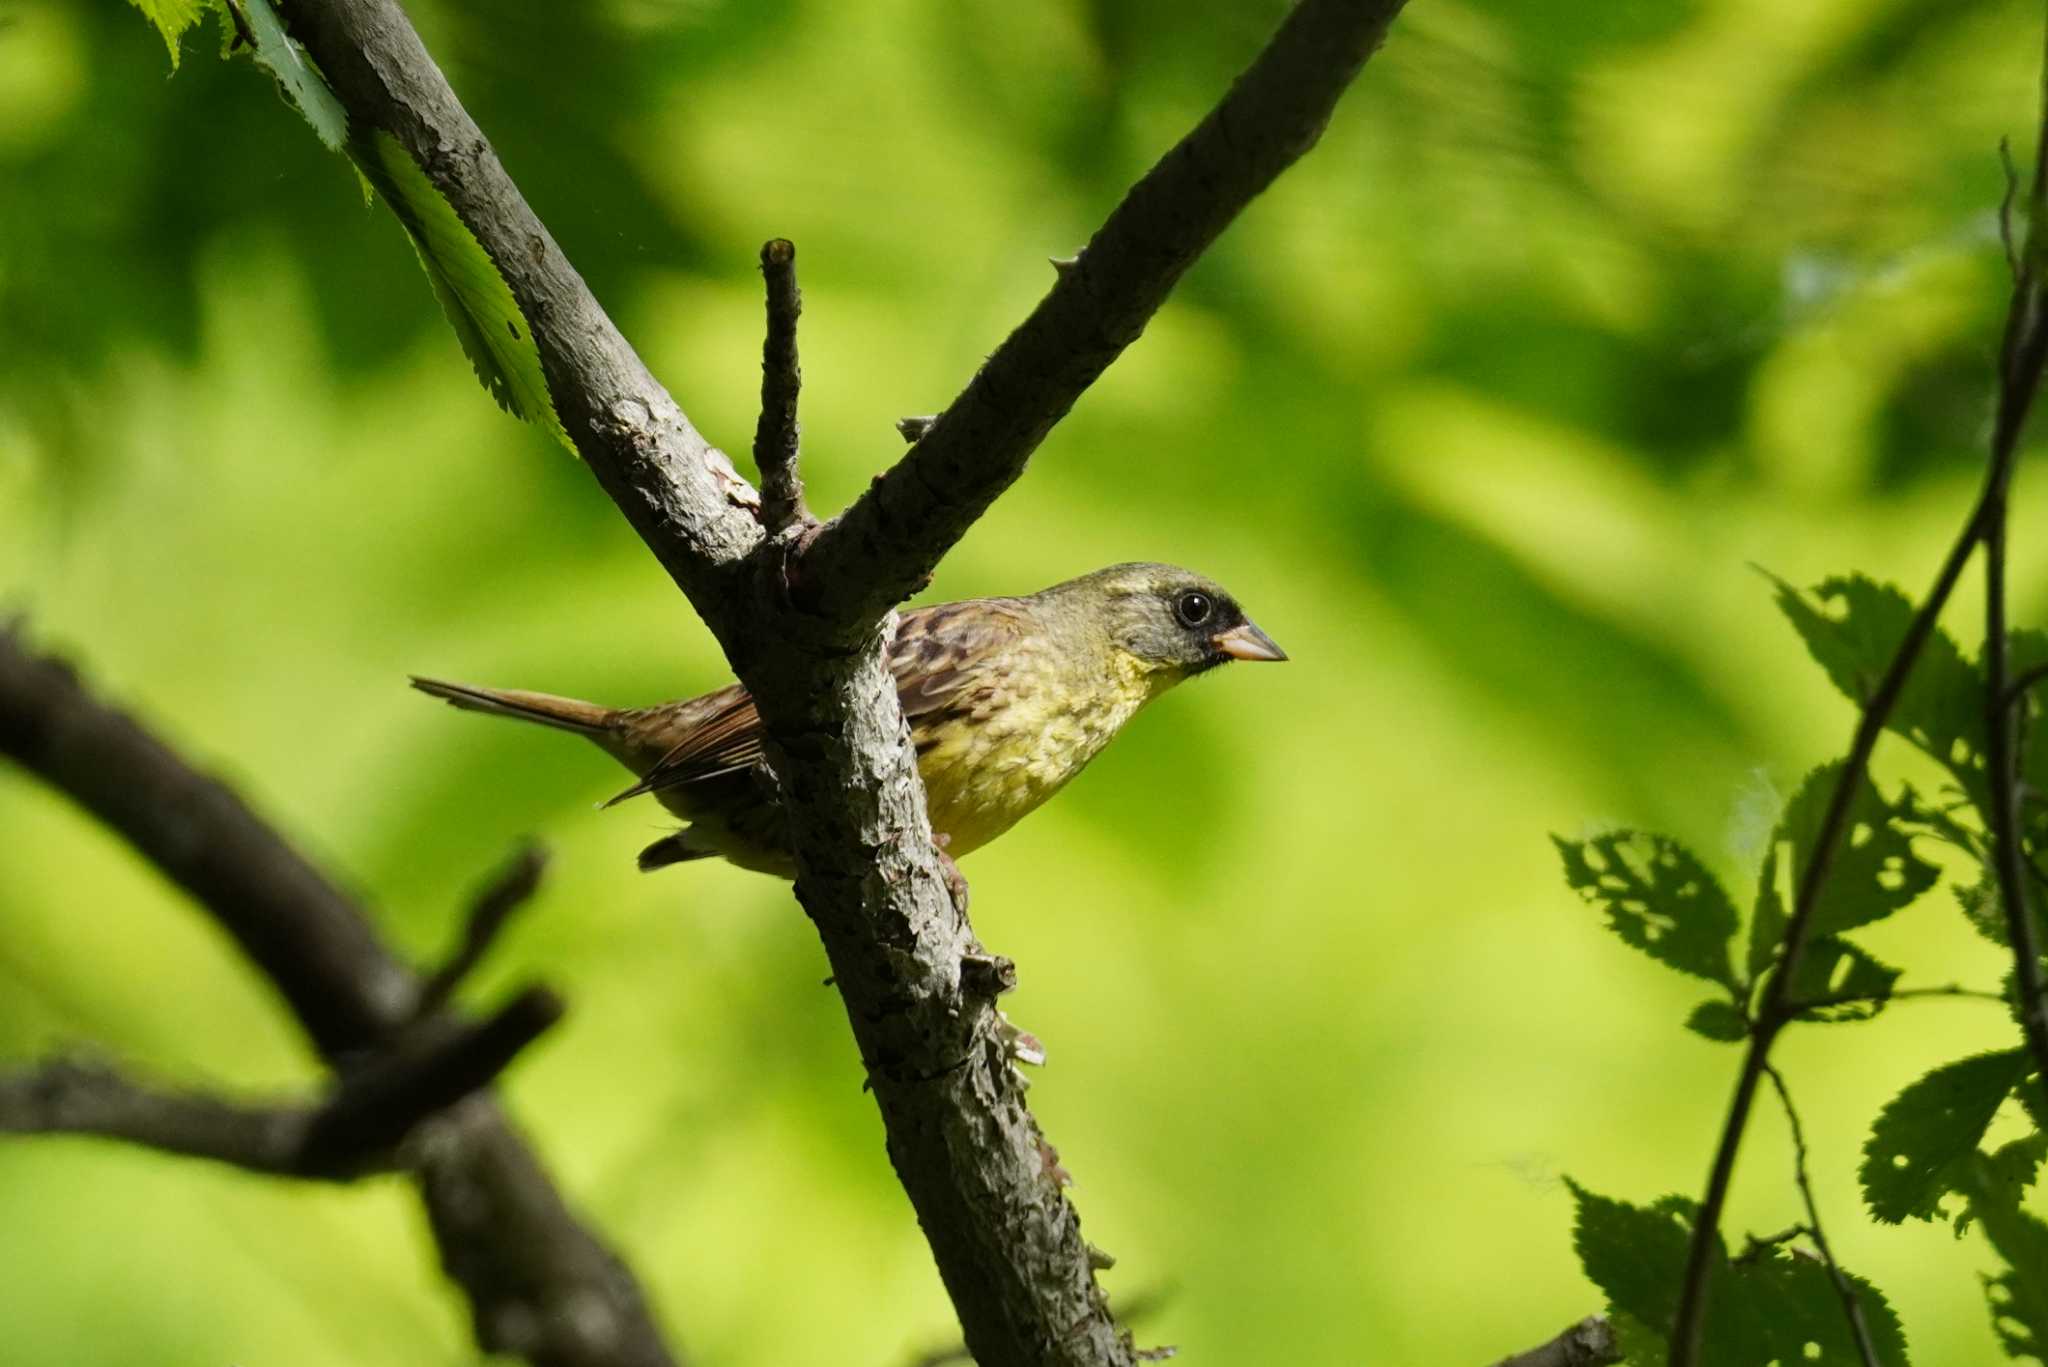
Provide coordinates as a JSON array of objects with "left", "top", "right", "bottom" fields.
[
  {"left": 890, "top": 598, "right": 1031, "bottom": 722},
  {"left": 600, "top": 684, "right": 763, "bottom": 806},
  {"left": 605, "top": 599, "right": 1031, "bottom": 806}
]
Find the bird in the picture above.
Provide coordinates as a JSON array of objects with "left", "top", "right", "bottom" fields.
[{"left": 411, "top": 562, "right": 1286, "bottom": 880}]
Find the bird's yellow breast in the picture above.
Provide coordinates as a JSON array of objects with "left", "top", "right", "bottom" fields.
[{"left": 914, "top": 646, "right": 1171, "bottom": 857}]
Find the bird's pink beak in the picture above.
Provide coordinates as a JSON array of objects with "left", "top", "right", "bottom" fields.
[{"left": 1211, "top": 620, "right": 1288, "bottom": 662}]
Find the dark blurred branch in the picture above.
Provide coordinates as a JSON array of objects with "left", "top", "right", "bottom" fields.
[
  {"left": 1670, "top": 52, "right": 2048, "bottom": 1365},
  {"left": 753, "top": 237, "right": 810, "bottom": 537},
  {"left": 0, "top": 1058, "right": 323, "bottom": 1175},
  {"left": 417, "top": 842, "right": 549, "bottom": 1017},
  {"left": 0, "top": 624, "right": 680, "bottom": 1367},
  {"left": 301, "top": 985, "right": 564, "bottom": 1174},
  {"left": 0, "top": 985, "right": 558, "bottom": 1178},
  {"left": 1488, "top": 1317, "right": 1619, "bottom": 1367},
  {"left": 259, "top": 0, "right": 1406, "bottom": 1361}
]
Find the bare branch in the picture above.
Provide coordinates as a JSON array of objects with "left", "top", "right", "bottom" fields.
[
  {"left": 1762, "top": 1065, "right": 1883, "bottom": 1366},
  {"left": 301, "top": 985, "right": 565, "bottom": 1175},
  {"left": 417, "top": 841, "right": 550, "bottom": 1017},
  {"left": 1488, "top": 1316, "right": 1620, "bottom": 1367},
  {"left": 0, "top": 618, "right": 411, "bottom": 1054},
  {"left": 753, "top": 237, "right": 810, "bottom": 536},
  {"left": 794, "top": 0, "right": 1410, "bottom": 631},
  {"left": 0, "top": 987, "right": 560, "bottom": 1179},
  {"left": 0, "top": 1059, "right": 320, "bottom": 1175},
  {"left": 0, "top": 626, "right": 680, "bottom": 1367}
]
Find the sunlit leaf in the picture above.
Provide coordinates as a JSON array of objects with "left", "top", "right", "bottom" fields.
[
  {"left": 1684, "top": 999, "right": 1747, "bottom": 1043},
  {"left": 223, "top": 0, "right": 348, "bottom": 151},
  {"left": 1962, "top": 1135, "right": 2048, "bottom": 1237},
  {"left": 1568, "top": 1181, "right": 1909, "bottom": 1366},
  {"left": 355, "top": 131, "right": 569, "bottom": 447},
  {"left": 1787, "top": 936, "right": 1901, "bottom": 1022},
  {"left": 126, "top": 0, "right": 208, "bottom": 68},
  {"left": 1770, "top": 573, "right": 1986, "bottom": 801},
  {"left": 1961, "top": 1150, "right": 2048, "bottom": 1362},
  {"left": 1860, "top": 1049, "right": 2031, "bottom": 1225},
  {"left": 1765, "top": 762, "right": 1940, "bottom": 944},
  {"left": 1555, "top": 832, "right": 1739, "bottom": 991},
  {"left": 1747, "top": 843, "right": 1788, "bottom": 982}
]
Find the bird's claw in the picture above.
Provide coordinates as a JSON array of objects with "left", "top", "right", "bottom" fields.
[{"left": 997, "top": 1010, "right": 1046, "bottom": 1068}]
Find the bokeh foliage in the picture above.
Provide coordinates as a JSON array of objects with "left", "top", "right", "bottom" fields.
[{"left": 4, "top": 0, "right": 2048, "bottom": 1362}]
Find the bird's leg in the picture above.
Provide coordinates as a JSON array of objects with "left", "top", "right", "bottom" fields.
[{"left": 931, "top": 832, "right": 971, "bottom": 914}]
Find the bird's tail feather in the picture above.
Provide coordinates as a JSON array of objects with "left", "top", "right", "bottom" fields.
[{"left": 409, "top": 676, "right": 616, "bottom": 736}]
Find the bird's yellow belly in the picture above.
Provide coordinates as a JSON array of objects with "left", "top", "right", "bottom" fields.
[{"left": 914, "top": 689, "right": 1143, "bottom": 858}]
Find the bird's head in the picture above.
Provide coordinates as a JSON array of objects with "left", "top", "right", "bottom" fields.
[{"left": 1046, "top": 562, "right": 1288, "bottom": 681}]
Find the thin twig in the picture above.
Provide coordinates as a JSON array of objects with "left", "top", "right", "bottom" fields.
[
  {"left": 1488, "top": 1316, "right": 1621, "bottom": 1367},
  {"left": 753, "top": 237, "right": 809, "bottom": 536},
  {"left": 416, "top": 841, "right": 549, "bottom": 1017},
  {"left": 1786, "top": 983, "right": 2005, "bottom": 1017},
  {"left": 1762, "top": 1065, "right": 1883, "bottom": 1367},
  {"left": 1670, "top": 59, "right": 2048, "bottom": 1360}
]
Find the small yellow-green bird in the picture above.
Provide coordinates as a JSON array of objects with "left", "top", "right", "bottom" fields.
[{"left": 411, "top": 562, "right": 1285, "bottom": 877}]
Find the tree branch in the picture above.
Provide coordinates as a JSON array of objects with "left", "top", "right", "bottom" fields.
[
  {"left": 0, "top": 624, "right": 680, "bottom": 1367},
  {"left": 794, "top": 0, "right": 1409, "bottom": 631},
  {"left": 1670, "top": 52, "right": 2048, "bottom": 1363},
  {"left": 1488, "top": 1316, "right": 1620, "bottom": 1367},
  {"left": 263, "top": 2, "right": 1409, "bottom": 1362},
  {"left": 0, "top": 1058, "right": 323, "bottom": 1175},
  {"left": 417, "top": 841, "right": 549, "bottom": 1017},
  {"left": 0, "top": 985, "right": 559, "bottom": 1179},
  {"left": 753, "top": 237, "right": 810, "bottom": 537},
  {"left": 1762, "top": 1065, "right": 1882, "bottom": 1366}
]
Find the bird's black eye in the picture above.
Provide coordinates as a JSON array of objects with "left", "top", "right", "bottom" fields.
[{"left": 1173, "top": 590, "right": 1214, "bottom": 629}]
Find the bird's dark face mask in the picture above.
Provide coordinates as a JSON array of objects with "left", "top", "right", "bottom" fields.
[{"left": 1118, "top": 573, "right": 1288, "bottom": 676}]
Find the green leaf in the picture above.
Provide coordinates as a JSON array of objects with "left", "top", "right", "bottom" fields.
[
  {"left": 1964, "top": 1136, "right": 2048, "bottom": 1236},
  {"left": 1766, "top": 762, "right": 1940, "bottom": 944},
  {"left": 355, "top": 132, "right": 568, "bottom": 446},
  {"left": 1787, "top": 937, "right": 1902, "bottom": 1022},
  {"left": 1555, "top": 832, "right": 1740, "bottom": 990},
  {"left": 126, "top": 0, "right": 208, "bottom": 68},
  {"left": 1769, "top": 572, "right": 1986, "bottom": 801},
  {"left": 1685, "top": 1000, "right": 1748, "bottom": 1042},
  {"left": 1568, "top": 1181, "right": 1909, "bottom": 1366},
  {"left": 1960, "top": 1150, "right": 2048, "bottom": 1362},
  {"left": 223, "top": 0, "right": 349, "bottom": 152},
  {"left": 1746, "top": 843, "right": 1788, "bottom": 981},
  {"left": 1860, "top": 1049, "right": 2031, "bottom": 1225}
]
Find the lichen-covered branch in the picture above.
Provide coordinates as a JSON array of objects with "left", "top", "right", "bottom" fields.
[
  {"left": 259, "top": 2, "right": 1409, "bottom": 1362},
  {"left": 1488, "top": 1316, "right": 1620, "bottom": 1367}
]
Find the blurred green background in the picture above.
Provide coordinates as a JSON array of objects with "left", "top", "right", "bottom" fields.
[{"left": 3, "top": 0, "right": 2047, "bottom": 1362}]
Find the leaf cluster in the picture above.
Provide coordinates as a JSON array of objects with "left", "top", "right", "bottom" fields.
[{"left": 1557, "top": 575, "right": 2048, "bottom": 1362}]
